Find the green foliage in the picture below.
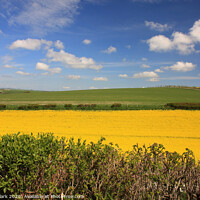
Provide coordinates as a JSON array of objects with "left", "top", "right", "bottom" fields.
[
  {"left": 64, "top": 104, "right": 73, "bottom": 109},
  {"left": 165, "top": 103, "right": 200, "bottom": 110},
  {"left": 18, "top": 105, "right": 27, "bottom": 110},
  {"left": 0, "top": 104, "right": 6, "bottom": 110},
  {"left": 42, "top": 104, "right": 57, "bottom": 109},
  {"left": 76, "top": 104, "right": 97, "bottom": 110},
  {"left": 0, "top": 133, "right": 200, "bottom": 199},
  {"left": 27, "top": 104, "right": 40, "bottom": 110},
  {"left": 111, "top": 103, "right": 122, "bottom": 109}
]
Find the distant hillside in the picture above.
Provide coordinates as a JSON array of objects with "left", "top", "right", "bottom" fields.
[{"left": 0, "top": 87, "right": 199, "bottom": 105}]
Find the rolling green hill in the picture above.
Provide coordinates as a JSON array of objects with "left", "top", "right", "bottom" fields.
[{"left": 0, "top": 87, "right": 199, "bottom": 105}]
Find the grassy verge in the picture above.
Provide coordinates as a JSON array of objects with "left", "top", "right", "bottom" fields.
[{"left": 0, "top": 133, "right": 199, "bottom": 199}]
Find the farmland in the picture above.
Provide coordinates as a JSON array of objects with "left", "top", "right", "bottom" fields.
[
  {"left": 0, "top": 87, "right": 200, "bottom": 105},
  {"left": 0, "top": 110, "right": 199, "bottom": 160},
  {"left": 0, "top": 87, "right": 200, "bottom": 197}
]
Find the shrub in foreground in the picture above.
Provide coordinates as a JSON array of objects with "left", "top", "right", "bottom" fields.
[{"left": 0, "top": 133, "right": 200, "bottom": 199}]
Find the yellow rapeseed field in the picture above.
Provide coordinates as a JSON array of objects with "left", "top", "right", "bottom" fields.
[{"left": 0, "top": 110, "right": 199, "bottom": 159}]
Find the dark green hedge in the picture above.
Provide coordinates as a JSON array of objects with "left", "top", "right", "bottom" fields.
[
  {"left": 165, "top": 103, "right": 200, "bottom": 110},
  {"left": 0, "top": 133, "right": 199, "bottom": 199}
]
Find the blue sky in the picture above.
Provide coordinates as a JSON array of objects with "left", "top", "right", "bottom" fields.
[{"left": 0, "top": 0, "right": 200, "bottom": 91}]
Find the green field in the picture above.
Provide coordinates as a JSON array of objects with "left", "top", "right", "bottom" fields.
[{"left": 0, "top": 87, "right": 199, "bottom": 105}]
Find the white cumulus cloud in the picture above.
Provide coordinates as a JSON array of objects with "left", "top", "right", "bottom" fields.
[
  {"left": 118, "top": 74, "right": 129, "bottom": 78},
  {"left": 63, "top": 86, "right": 71, "bottom": 89},
  {"left": 36, "top": 62, "right": 49, "bottom": 70},
  {"left": 102, "top": 46, "right": 117, "bottom": 54},
  {"left": 147, "top": 35, "right": 173, "bottom": 52},
  {"left": 154, "top": 69, "right": 164, "bottom": 73},
  {"left": 36, "top": 62, "right": 62, "bottom": 74},
  {"left": 47, "top": 49, "right": 103, "bottom": 70},
  {"left": 3, "top": 64, "right": 16, "bottom": 69},
  {"left": 82, "top": 39, "right": 91, "bottom": 45},
  {"left": 147, "top": 19, "right": 200, "bottom": 54},
  {"left": 133, "top": 71, "right": 159, "bottom": 78},
  {"left": 93, "top": 77, "right": 108, "bottom": 81},
  {"left": 16, "top": 71, "right": 31, "bottom": 76},
  {"left": 55, "top": 40, "right": 64, "bottom": 49},
  {"left": 164, "top": 61, "right": 196, "bottom": 72},
  {"left": 189, "top": 19, "right": 200, "bottom": 42},
  {"left": 10, "top": 38, "right": 52, "bottom": 50},
  {"left": 145, "top": 21, "right": 171, "bottom": 32}
]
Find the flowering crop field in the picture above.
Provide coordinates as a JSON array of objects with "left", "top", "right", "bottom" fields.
[{"left": 0, "top": 110, "right": 199, "bottom": 159}]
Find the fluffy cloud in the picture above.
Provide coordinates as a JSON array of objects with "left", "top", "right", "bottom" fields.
[
  {"left": 4, "top": 64, "right": 15, "bottom": 69},
  {"left": 102, "top": 46, "right": 117, "bottom": 54},
  {"left": 36, "top": 62, "right": 49, "bottom": 70},
  {"left": 10, "top": 39, "right": 52, "bottom": 50},
  {"left": 172, "top": 32, "right": 194, "bottom": 54},
  {"left": 141, "top": 64, "right": 150, "bottom": 68},
  {"left": 133, "top": 71, "right": 158, "bottom": 78},
  {"left": 67, "top": 75, "right": 81, "bottom": 80},
  {"left": 145, "top": 21, "right": 171, "bottom": 32},
  {"left": 189, "top": 19, "right": 200, "bottom": 42},
  {"left": 47, "top": 49, "right": 103, "bottom": 70},
  {"left": 16, "top": 71, "right": 31, "bottom": 76},
  {"left": 118, "top": 74, "right": 128, "bottom": 78},
  {"left": 147, "top": 19, "right": 200, "bottom": 54},
  {"left": 55, "top": 40, "right": 64, "bottom": 49},
  {"left": 154, "top": 69, "right": 164, "bottom": 73},
  {"left": 164, "top": 62, "right": 196, "bottom": 72},
  {"left": 36, "top": 62, "right": 62, "bottom": 74},
  {"left": 0, "top": 30, "right": 2, "bottom": 34},
  {"left": 147, "top": 35, "right": 173, "bottom": 52},
  {"left": 93, "top": 77, "right": 108, "bottom": 81},
  {"left": 82, "top": 39, "right": 91, "bottom": 45},
  {"left": 7, "top": 0, "right": 81, "bottom": 35},
  {"left": 63, "top": 86, "right": 71, "bottom": 89}
]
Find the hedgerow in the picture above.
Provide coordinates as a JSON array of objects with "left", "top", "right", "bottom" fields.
[
  {"left": 165, "top": 103, "right": 200, "bottom": 110},
  {"left": 0, "top": 133, "right": 199, "bottom": 199}
]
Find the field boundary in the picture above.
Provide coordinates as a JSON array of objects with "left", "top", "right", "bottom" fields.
[{"left": 0, "top": 103, "right": 200, "bottom": 110}]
